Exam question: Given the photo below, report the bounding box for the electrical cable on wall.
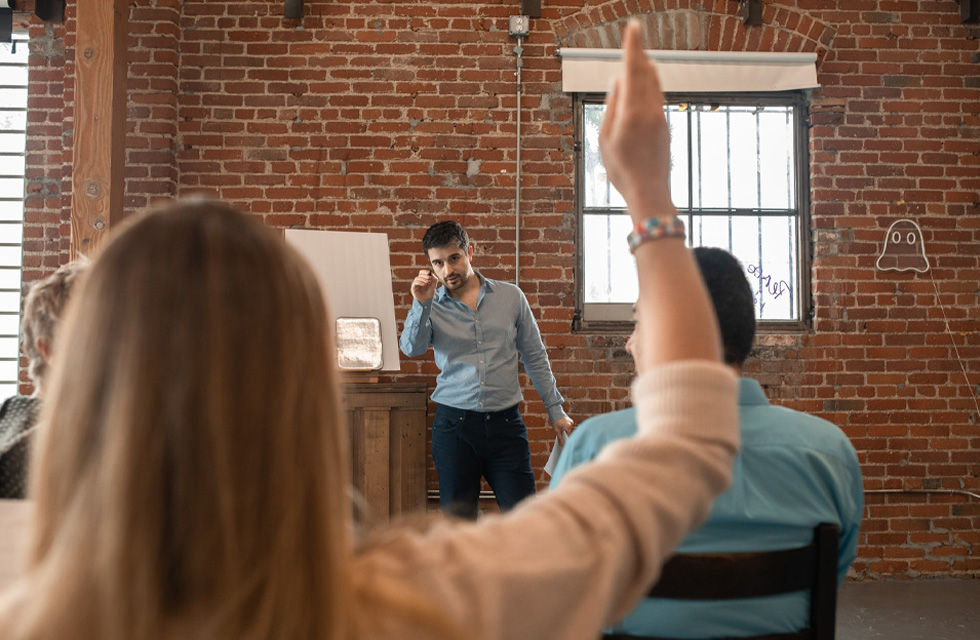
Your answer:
[875,218,980,424]
[514,37,523,286]
[930,275,980,423]
[509,15,529,285]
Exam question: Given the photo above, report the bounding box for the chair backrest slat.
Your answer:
[648,543,816,600]
[603,524,839,640]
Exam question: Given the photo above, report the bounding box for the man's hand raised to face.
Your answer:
[411,269,438,303]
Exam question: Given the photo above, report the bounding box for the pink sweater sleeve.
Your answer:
[353,360,739,640]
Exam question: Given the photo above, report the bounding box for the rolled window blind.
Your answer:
[557,49,819,93]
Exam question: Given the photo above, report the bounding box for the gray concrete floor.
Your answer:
[838,580,980,640]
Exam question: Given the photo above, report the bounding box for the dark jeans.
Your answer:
[431,403,536,520]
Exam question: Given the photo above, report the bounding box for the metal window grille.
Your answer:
[0,32,28,398]
[576,92,810,331]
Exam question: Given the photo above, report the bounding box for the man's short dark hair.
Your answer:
[422,221,468,256]
[693,247,756,367]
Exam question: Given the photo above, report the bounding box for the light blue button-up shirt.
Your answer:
[550,378,863,639]
[399,273,568,423]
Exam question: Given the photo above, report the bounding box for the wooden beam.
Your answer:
[71,0,128,258]
[34,0,66,23]
[963,0,980,24]
[742,0,763,26]
[522,0,542,19]
[284,0,303,19]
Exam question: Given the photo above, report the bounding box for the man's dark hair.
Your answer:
[693,247,756,367]
[422,221,468,256]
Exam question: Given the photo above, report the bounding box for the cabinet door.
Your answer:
[345,384,427,524]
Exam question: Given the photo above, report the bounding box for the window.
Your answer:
[577,92,810,330]
[0,32,28,397]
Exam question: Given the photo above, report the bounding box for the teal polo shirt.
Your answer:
[549,378,863,639]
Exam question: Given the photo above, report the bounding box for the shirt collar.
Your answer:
[739,378,770,406]
[478,272,493,292]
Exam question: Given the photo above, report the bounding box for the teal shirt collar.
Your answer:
[738,378,770,406]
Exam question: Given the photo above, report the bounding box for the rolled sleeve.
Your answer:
[399,299,433,358]
[514,291,567,422]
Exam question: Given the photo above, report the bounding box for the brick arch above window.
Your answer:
[555,1,837,59]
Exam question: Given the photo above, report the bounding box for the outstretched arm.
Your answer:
[599,21,721,371]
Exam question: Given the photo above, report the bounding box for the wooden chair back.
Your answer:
[603,523,839,640]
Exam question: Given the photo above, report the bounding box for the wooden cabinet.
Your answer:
[343,382,428,523]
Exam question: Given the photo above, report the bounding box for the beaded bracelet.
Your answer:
[626,215,686,253]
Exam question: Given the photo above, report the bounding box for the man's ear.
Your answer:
[36,338,53,364]
[466,244,474,260]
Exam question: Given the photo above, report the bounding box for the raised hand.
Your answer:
[410,269,438,302]
[599,20,676,225]
[600,20,722,370]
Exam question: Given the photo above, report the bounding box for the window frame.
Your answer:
[573,90,813,334]
[0,30,28,397]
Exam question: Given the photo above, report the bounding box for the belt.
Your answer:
[437,403,520,420]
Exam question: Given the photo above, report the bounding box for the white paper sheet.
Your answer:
[544,435,565,477]
[285,229,401,371]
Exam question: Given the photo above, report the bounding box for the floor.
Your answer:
[837,579,980,640]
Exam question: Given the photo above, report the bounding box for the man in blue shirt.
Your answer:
[401,221,574,519]
[550,247,863,638]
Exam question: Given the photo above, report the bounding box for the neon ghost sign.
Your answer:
[875,219,929,274]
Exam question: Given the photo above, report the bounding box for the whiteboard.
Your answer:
[285,229,401,371]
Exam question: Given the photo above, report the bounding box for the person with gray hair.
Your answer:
[0,261,86,498]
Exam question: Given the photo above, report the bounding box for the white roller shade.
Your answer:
[558,49,818,93]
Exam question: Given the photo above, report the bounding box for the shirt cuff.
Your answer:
[546,405,570,424]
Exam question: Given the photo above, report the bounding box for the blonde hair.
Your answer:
[20,261,87,392]
[11,200,356,640]
[1,200,464,640]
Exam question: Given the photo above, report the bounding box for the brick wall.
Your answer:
[22,17,67,298]
[21,13,67,390]
[21,0,980,579]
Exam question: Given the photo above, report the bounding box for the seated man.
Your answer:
[550,247,863,639]
[0,261,85,498]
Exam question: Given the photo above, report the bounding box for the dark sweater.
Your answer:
[0,396,41,499]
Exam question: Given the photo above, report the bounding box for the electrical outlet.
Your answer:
[509,15,530,37]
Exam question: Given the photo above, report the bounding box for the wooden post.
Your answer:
[71,0,128,258]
